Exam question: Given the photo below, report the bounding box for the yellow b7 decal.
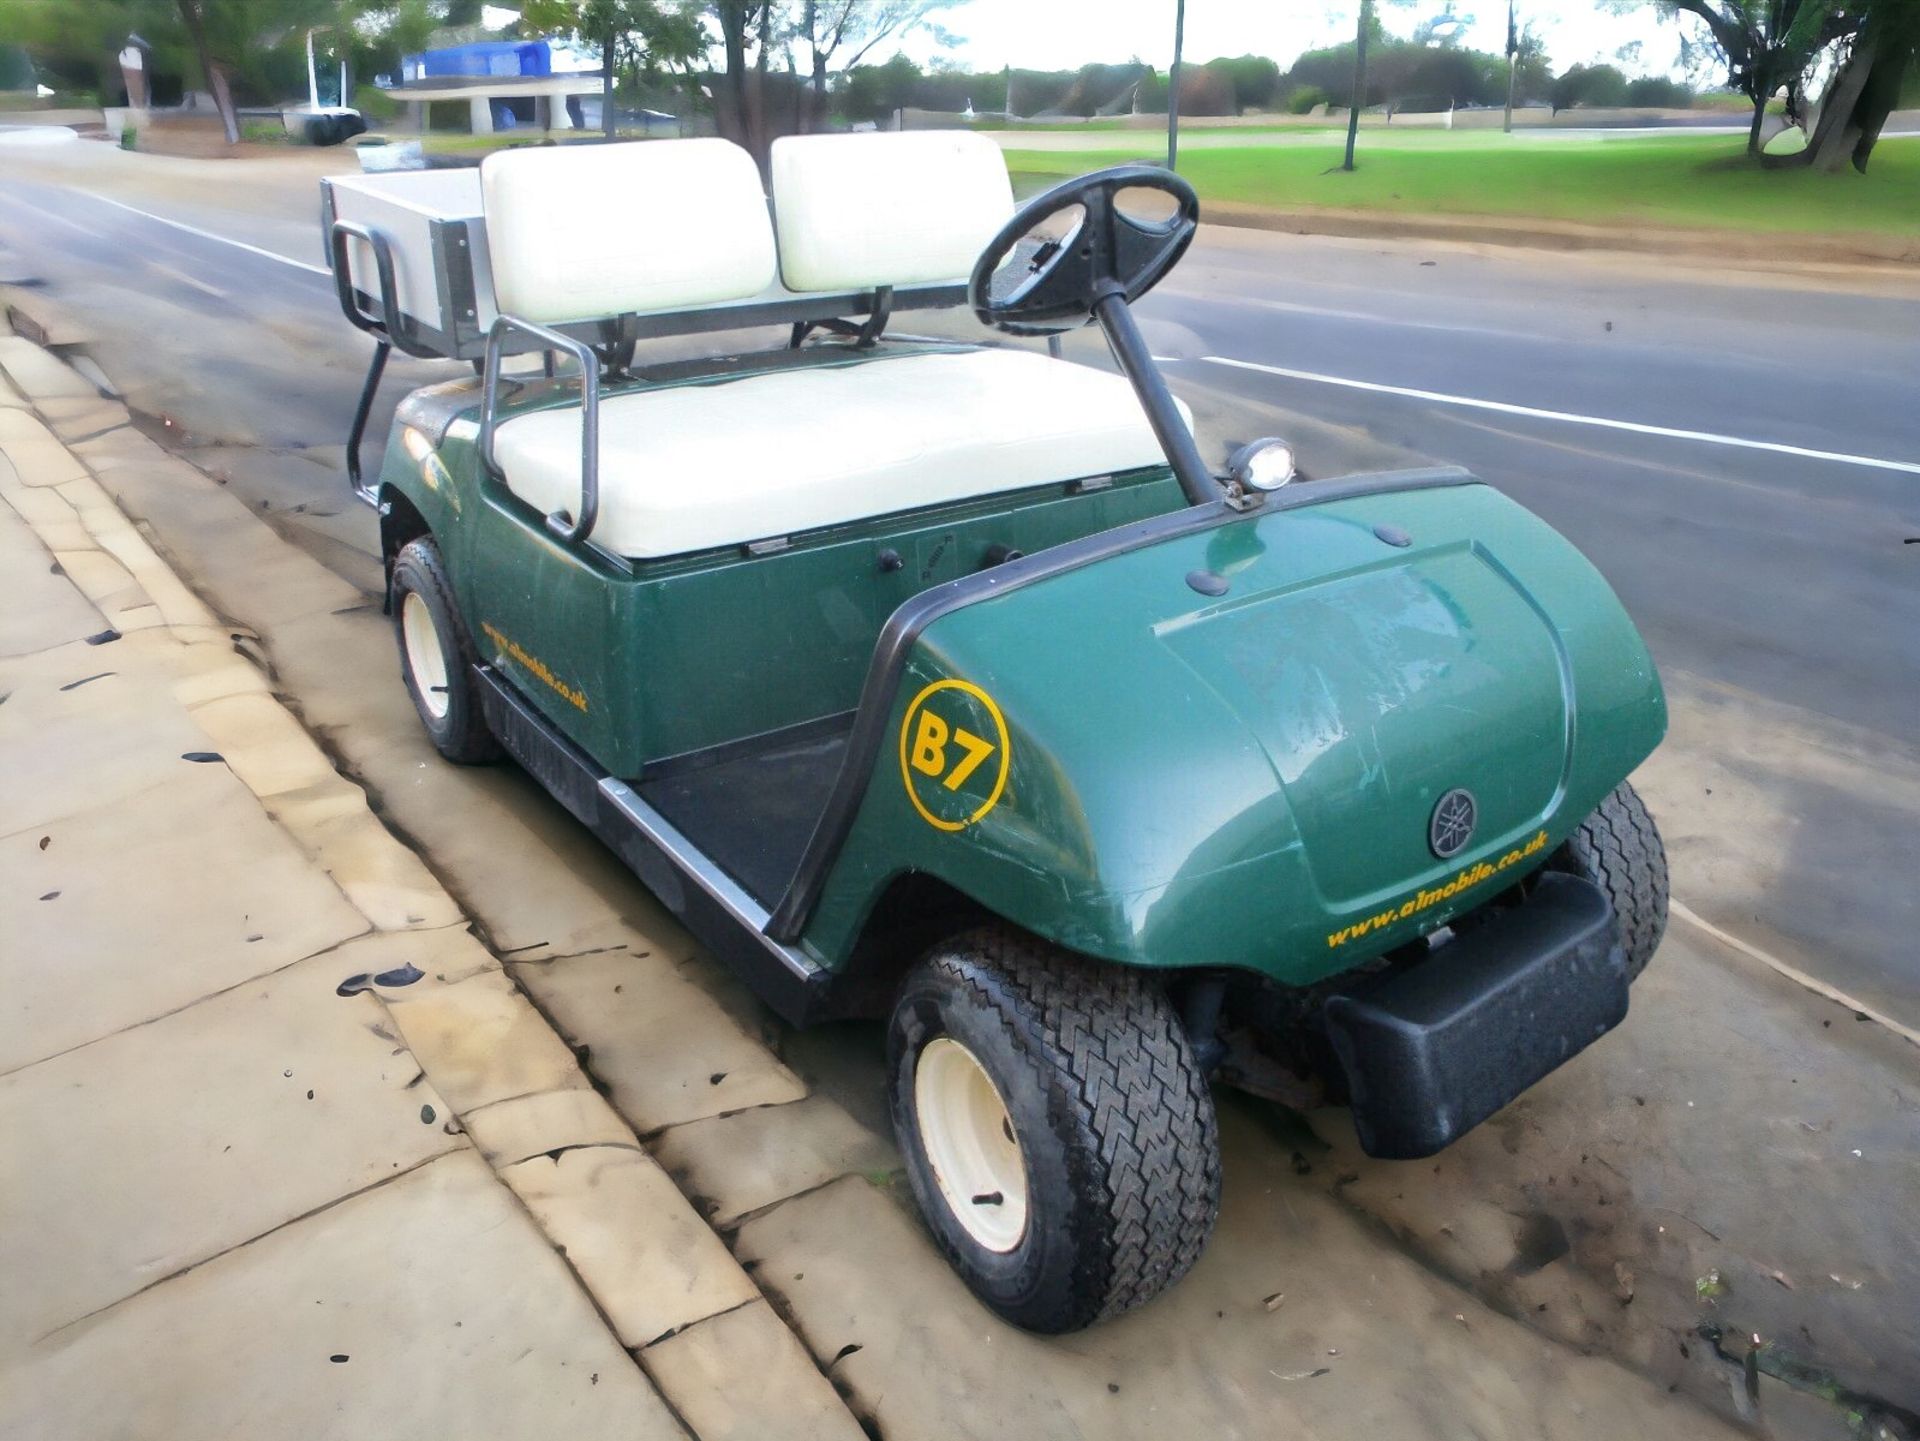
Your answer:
[899,679,1011,832]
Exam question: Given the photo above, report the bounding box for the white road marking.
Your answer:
[1196,354,1920,477]
[1168,289,1543,344]
[0,189,99,239]
[79,191,332,277]
[1671,900,1920,1049]
[143,259,228,300]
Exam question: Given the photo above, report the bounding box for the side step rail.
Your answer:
[472,664,832,1026]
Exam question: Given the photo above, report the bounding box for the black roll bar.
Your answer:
[329,218,445,506]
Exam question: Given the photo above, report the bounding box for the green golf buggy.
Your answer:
[322,131,1668,1333]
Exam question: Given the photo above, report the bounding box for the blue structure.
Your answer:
[400,40,553,84]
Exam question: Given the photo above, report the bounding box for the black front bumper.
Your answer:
[1322,872,1627,1160]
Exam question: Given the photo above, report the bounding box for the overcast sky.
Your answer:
[891,2,1693,80]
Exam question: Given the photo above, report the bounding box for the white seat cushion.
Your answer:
[770,132,1014,292]
[480,139,776,323]
[491,349,1188,559]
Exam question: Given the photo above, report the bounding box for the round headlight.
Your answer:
[1227,437,1296,492]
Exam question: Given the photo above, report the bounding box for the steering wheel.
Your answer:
[969,166,1199,337]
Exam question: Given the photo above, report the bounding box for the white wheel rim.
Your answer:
[401,591,450,720]
[913,1037,1029,1253]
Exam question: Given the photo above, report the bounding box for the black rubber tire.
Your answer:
[1548,780,1668,980]
[887,926,1221,1333]
[390,537,499,765]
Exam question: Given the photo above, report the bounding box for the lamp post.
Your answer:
[1503,0,1518,134]
[1167,0,1185,171]
[1342,0,1371,172]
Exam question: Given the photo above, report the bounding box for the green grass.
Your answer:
[1001,133,1920,235]
[967,115,1337,133]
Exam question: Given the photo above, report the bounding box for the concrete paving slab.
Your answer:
[382,965,584,1115]
[47,546,143,617]
[189,690,340,797]
[0,472,87,548]
[0,410,89,487]
[500,1146,761,1347]
[0,335,96,400]
[37,393,130,445]
[0,495,103,655]
[652,1095,899,1228]
[734,1162,1746,1441]
[512,950,807,1132]
[79,452,368,625]
[0,762,368,1073]
[269,778,466,931]
[0,951,460,1352]
[0,291,94,348]
[465,1087,640,1169]
[640,1298,867,1441]
[167,642,270,710]
[0,638,218,833]
[77,502,219,629]
[0,1151,687,1441]
[68,424,173,471]
[321,923,500,991]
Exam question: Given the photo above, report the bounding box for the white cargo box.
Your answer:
[322,168,496,358]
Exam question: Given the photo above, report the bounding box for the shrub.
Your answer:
[1287,84,1330,115]
[1624,76,1693,108]
[355,83,397,123]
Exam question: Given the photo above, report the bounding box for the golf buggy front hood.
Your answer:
[815,476,1665,988]
[1156,538,1570,909]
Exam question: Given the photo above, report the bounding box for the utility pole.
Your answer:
[1167,0,1185,171]
[602,16,616,138]
[1502,0,1518,134]
[1343,0,1371,172]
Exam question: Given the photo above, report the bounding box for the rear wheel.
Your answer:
[390,537,498,764]
[887,926,1221,1333]
[1549,780,1668,979]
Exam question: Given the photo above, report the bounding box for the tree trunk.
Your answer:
[808,53,829,133]
[745,3,771,169]
[714,2,751,148]
[1807,6,1920,173]
[1745,57,1769,156]
[175,0,239,146]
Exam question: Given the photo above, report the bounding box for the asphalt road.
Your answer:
[1,136,1916,1026]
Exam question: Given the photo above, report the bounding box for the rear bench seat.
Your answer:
[482,133,1184,560]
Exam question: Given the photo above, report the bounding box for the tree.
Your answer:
[1630,0,1865,155]
[796,0,955,130]
[520,0,706,137]
[1338,0,1427,170]
[173,1,238,143]
[1789,0,1919,170]
[1550,60,1631,111]
[708,2,774,163]
[1208,53,1281,110]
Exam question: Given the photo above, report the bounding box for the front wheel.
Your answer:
[887,927,1221,1333]
[1548,780,1668,979]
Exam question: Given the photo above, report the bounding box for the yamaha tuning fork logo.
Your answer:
[1429,788,1478,859]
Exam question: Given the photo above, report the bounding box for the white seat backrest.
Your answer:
[481,138,777,324]
[770,131,1014,293]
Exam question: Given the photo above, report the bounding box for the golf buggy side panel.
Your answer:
[376,378,1191,779]
[796,476,1665,989]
